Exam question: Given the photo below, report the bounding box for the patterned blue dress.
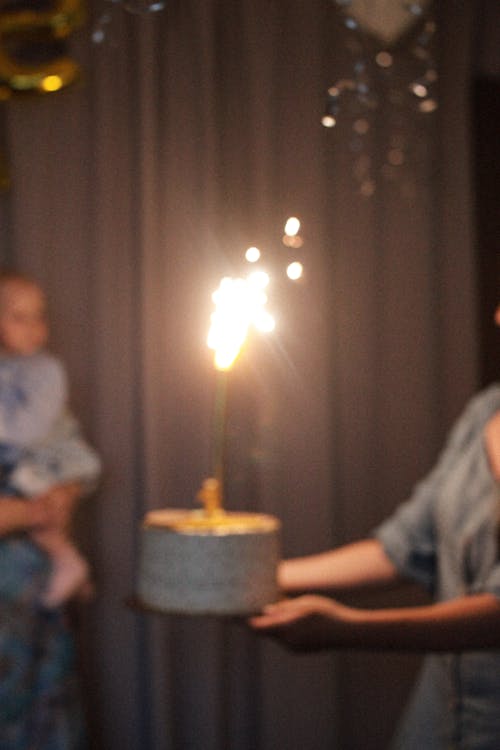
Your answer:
[375,384,500,750]
[0,536,86,749]
[0,353,100,749]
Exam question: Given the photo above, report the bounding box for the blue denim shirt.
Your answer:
[375,384,500,749]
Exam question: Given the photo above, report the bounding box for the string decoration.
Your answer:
[325,0,438,198]
[92,0,165,45]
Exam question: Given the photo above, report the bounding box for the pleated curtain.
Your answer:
[0,1,487,747]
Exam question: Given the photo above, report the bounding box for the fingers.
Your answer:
[251,595,341,627]
[249,603,339,653]
[249,600,305,628]
[247,594,353,653]
[250,595,331,629]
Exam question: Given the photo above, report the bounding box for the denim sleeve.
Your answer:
[374,391,494,593]
[481,566,500,599]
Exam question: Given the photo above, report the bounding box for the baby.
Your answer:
[0,270,101,607]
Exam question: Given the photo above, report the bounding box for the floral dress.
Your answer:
[0,534,86,749]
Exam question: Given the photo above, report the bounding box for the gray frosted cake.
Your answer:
[137,507,281,615]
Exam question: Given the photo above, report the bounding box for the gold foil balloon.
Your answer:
[0,0,85,97]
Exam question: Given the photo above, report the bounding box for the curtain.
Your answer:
[0,1,486,748]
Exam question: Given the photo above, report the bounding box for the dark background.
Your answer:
[0,1,498,748]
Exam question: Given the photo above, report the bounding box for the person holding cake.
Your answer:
[0,270,101,749]
[250,305,500,749]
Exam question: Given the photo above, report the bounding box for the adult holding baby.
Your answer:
[0,270,101,749]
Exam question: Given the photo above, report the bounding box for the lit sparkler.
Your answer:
[207,271,275,371]
[199,218,303,514]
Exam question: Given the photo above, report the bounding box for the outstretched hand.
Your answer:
[248,595,354,652]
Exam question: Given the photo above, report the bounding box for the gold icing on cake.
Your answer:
[144,508,280,535]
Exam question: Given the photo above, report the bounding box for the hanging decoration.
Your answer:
[324,0,438,198]
[92,0,165,45]
[0,0,85,97]
[337,0,433,46]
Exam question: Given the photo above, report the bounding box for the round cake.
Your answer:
[137,507,281,615]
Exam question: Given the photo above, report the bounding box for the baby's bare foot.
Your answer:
[40,547,91,609]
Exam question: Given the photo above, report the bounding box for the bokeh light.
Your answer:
[419,98,438,113]
[353,118,370,135]
[286,262,303,281]
[409,81,428,98]
[375,51,393,68]
[41,75,64,93]
[321,115,337,128]
[284,217,301,236]
[282,234,304,249]
[245,246,261,263]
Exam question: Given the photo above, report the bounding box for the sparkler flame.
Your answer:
[207,272,275,371]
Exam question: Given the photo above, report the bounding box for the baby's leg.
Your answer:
[31,528,93,608]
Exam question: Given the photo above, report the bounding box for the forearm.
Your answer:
[38,481,84,532]
[341,593,500,651]
[0,497,45,535]
[251,592,500,653]
[279,539,401,592]
[0,481,84,537]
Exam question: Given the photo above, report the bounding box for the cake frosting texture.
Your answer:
[137,508,281,615]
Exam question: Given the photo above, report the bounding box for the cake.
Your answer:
[137,504,281,616]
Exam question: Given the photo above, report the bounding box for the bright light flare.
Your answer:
[253,310,276,333]
[410,81,428,98]
[245,246,261,263]
[286,262,303,280]
[284,217,301,236]
[41,75,64,92]
[321,115,337,128]
[207,273,275,370]
[247,269,270,290]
